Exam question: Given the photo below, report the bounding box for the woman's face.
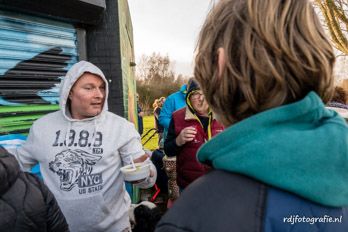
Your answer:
[189,90,209,116]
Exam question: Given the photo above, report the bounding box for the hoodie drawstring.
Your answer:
[64,121,72,149]
[90,119,99,152]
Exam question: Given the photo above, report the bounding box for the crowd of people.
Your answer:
[1,0,348,231]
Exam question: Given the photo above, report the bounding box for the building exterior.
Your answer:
[0,0,138,137]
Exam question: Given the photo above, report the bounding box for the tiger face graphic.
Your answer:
[49,149,101,191]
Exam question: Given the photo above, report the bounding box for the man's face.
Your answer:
[189,90,209,116]
[69,73,106,119]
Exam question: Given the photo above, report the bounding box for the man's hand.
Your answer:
[175,126,197,146]
[131,153,154,182]
[133,154,149,163]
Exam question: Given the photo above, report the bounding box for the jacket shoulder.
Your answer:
[156,169,348,232]
[265,187,348,232]
[172,107,186,118]
[105,112,136,128]
[32,110,62,126]
[156,170,266,232]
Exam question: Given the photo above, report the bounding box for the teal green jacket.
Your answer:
[198,92,348,207]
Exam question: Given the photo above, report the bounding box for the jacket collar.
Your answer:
[184,106,217,121]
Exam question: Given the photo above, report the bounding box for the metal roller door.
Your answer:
[0,10,78,137]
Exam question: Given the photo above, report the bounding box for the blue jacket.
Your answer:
[156,92,348,232]
[158,85,187,130]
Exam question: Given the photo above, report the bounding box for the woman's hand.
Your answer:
[175,126,197,146]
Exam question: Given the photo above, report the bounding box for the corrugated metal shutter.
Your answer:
[0,10,78,135]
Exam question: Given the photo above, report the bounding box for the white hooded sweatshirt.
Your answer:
[15,61,156,232]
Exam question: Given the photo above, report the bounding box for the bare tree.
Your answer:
[135,53,188,114]
[314,0,348,54]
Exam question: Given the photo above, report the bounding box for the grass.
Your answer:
[141,115,159,151]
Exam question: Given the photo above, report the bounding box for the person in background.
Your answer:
[164,78,223,191]
[157,84,186,208]
[153,97,165,146]
[137,93,144,136]
[327,86,348,119]
[0,146,69,232]
[14,61,157,232]
[159,96,166,105]
[156,0,348,231]
[327,86,348,109]
[153,99,159,129]
[158,85,187,136]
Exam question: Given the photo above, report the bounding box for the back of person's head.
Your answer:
[331,86,347,104]
[153,99,159,109]
[194,0,335,126]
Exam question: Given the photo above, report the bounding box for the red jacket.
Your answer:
[172,107,224,188]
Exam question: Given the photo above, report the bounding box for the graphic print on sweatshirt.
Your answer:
[49,129,104,194]
[49,149,102,192]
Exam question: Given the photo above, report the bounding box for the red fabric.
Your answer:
[172,108,224,188]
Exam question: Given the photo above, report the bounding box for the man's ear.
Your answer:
[217,47,226,78]
[68,91,73,100]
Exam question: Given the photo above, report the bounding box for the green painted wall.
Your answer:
[118,0,137,125]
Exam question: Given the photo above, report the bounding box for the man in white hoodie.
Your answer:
[14,61,157,232]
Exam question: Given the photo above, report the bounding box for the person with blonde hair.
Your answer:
[153,99,159,109]
[159,97,165,105]
[156,0,348,231]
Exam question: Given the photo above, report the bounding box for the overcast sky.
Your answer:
[128,0,214,76]
[128,1,348,80]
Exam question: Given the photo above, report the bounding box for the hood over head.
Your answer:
[198,92,348,207]
[185,78,201,114]
[59,61,109,121]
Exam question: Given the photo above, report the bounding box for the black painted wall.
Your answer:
[86,0,124,116]
[0,0,105,25]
